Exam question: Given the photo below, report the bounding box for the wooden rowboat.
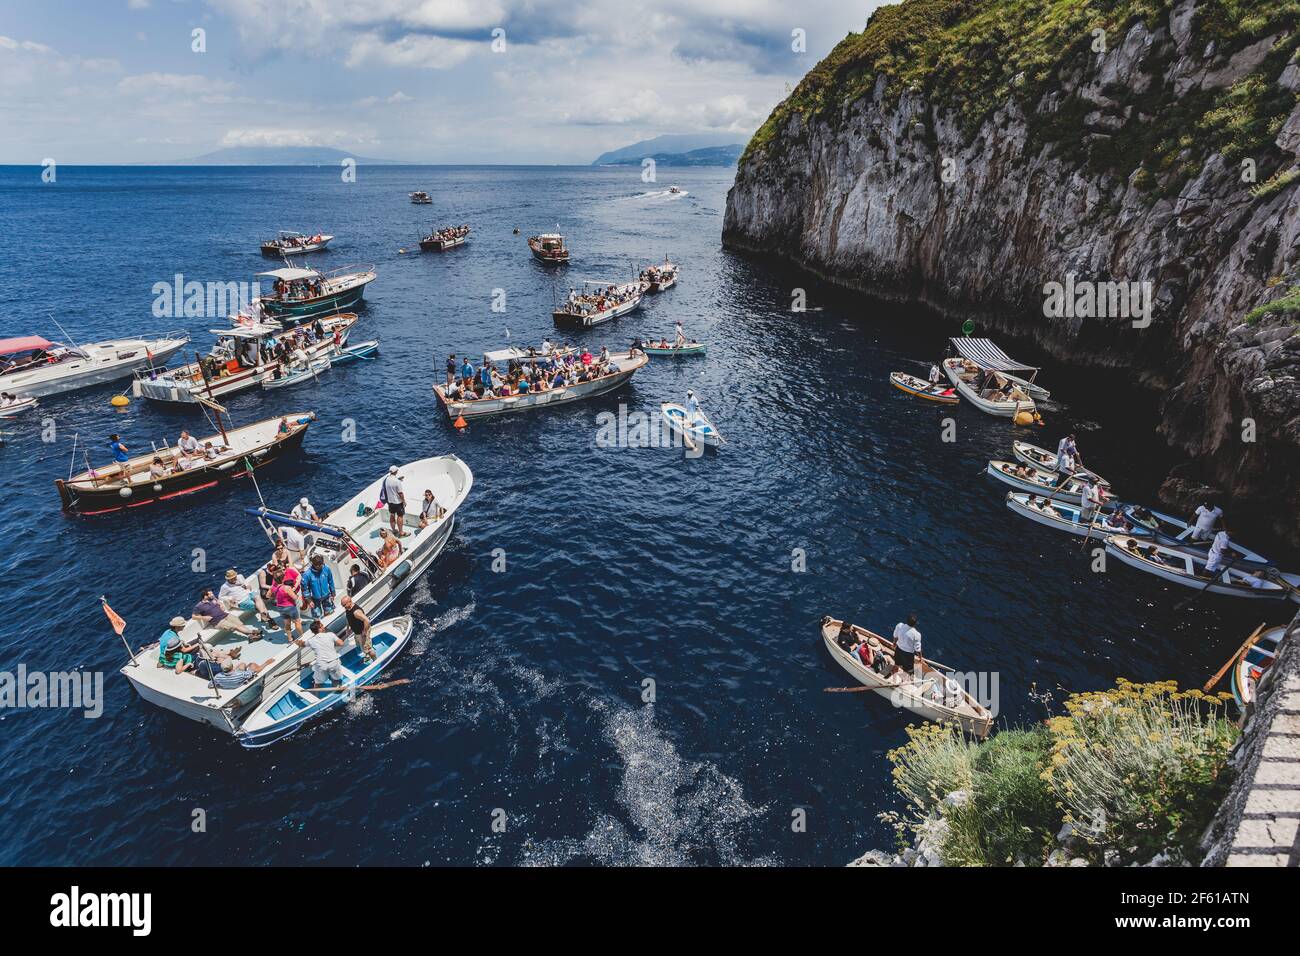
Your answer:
[262,356,331,389]
[890,371,959,404]
[330,340,379,366]
[1232,625,1288,708]
[1004,492,1154,541]
[661,402,724,448]
[1104,535,1300,602]
[986,460,1113,507]
[821,617,993,738]
[643,342,705,357]
[237,616,415,748]
[1012,440,1108,486]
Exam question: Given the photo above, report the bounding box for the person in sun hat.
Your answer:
[158,616,197,673]
[291,496,318,523]
[381,465,408,538]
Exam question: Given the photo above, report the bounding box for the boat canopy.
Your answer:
[257,267,319,281]
[213,323,282,338]
[484,346,561,363]
[950,337,1038,372]
[0,335,55,355]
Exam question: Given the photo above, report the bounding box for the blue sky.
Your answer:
[0,0,886,164]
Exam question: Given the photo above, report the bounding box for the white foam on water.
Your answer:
[520,699,777,866]
[408,599,475,658]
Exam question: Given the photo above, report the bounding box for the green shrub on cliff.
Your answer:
[744,0,1299,197]
[885,680,1238,865]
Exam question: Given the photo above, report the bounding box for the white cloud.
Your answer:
[345,32,478,70]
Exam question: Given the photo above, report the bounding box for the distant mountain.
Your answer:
[592,134,746,166]
[601,144,744,167]
[162,146,407,166]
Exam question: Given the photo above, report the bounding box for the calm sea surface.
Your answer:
[0,164,1285,865]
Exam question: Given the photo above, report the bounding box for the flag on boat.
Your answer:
[101,597,126,635]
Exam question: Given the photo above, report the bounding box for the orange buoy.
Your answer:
[453,415,467,430]
[111,395,130,408]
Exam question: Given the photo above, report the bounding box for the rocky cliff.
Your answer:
[725,0,1300,544]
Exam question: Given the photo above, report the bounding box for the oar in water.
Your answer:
[1202,622,1267,693]
[308,678,411,694]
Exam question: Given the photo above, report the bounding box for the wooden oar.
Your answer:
[1202,622,1267,693]
[1175,550,1243,612]
[1261,567,1300,601]
[1079,500,1104,550]
[825,680,931,693]
[308,678,411,693]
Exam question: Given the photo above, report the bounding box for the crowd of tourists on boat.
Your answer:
[442,345,620,400]
[271,275,326,302]
[563,284,637,316]
[424,224,469,243]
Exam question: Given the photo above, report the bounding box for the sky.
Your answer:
[0,0,888,164]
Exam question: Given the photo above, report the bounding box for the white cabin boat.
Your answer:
[132,316,354,404]
[120,455,473,733]
[261,231,333,256]
[0,333,189,399]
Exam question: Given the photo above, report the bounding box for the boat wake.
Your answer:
[632,189,688,200]
[519,699,777,866]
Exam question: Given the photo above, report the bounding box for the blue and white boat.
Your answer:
[236,616,414,748]
[330,340,379,366]
[661,401,724,448]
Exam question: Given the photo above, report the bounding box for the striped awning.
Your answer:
[950,337,1037,372]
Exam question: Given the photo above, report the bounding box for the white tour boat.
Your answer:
[435,347,648,420]
[120,455,474,734]
[132,316,354,404]
[0,333,189,399]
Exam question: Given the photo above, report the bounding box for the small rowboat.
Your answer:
[262,356,331,390]
[1233,625,1288,708]
[890,371,959,404]
[821,617,993,738]
[1120,507,1271,565]
[1105,535,1300,602]
[330,340,379,366]
[986,460,1113,507]
[237,616,414,748]
[410,191,433,204]
[0,395,38,418]
[643,342,705,357]
[1012,440,1108,486]
[661,402,724,449]
[261,231,332,256]
[1005,492,1155,541]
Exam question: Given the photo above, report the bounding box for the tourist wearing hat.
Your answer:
[380,465,408,538]
[291,496,319,523]
[219,568,278,629]
[157,616,197,674]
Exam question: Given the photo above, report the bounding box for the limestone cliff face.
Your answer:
[725,0,1300,544]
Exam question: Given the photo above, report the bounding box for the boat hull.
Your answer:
[553,296,641,329]
[1233,626,1288,709]
[56,423,310,515]
[257,274,374,322]
[2,337,188,398]
[943,359,1035,417]
[1105,536,1300,601]
[237,617,413,748]
[661,403,722,447]
[420,236,467,252]
[644,344,705,357]
[890,372,960,404]
[821,620,992,738]
[435,353,648,420]
[261,239,331,256]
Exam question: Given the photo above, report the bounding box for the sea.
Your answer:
[0,163,1287,865]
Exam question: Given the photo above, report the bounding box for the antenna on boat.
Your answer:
[245,456,268,510]
[49,313,85,353]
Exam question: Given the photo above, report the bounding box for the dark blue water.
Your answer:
[0,164,1286,865]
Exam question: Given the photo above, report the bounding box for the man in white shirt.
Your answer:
[382,465,408,538]
[291,497,318,522]
[1190,501,1223,542]
[178,430,200,456]
[892,615,923,679]
[1078,479,1103,523]
[280,525,307,566]
[1204,529,1233,575]
[297,620,346,687]
[219,568,276,628]
[685,389,701,424]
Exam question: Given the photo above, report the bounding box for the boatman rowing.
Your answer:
[1189,499,1223,543]
[892,615,923,680]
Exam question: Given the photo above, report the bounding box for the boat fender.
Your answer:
[391,560,412,581]
[118,486,133,498]
[152,483,163,492]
